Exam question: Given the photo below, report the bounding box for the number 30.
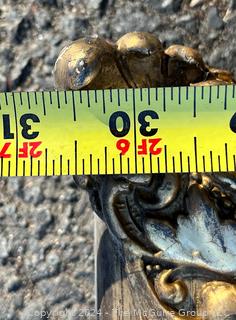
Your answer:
[109,110,159,137]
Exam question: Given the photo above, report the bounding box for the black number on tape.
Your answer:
[109,111,130,137]
[109,110,159,138]
[138,110,159,136]
[3,115,14,139]
[2,113,40,140]
[20,114,40,139]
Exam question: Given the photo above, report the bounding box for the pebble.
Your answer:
[175,14,199,33]
[12,14,34,44]
[46,251,61,273]
[34,9,52,30]
[0,236,9,264]
[86,0,103,10]
[160,0,182,12]
[33,208,54,239]
[207,6,224,30]
[6,276,23,292]
[23,182,44,205]
[36,0,59,6]
[189,0,204,8]
[224,0,236,23]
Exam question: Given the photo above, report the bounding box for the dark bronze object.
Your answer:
[54,32,236,320]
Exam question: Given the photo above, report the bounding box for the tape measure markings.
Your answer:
[194,136,198,172]
[74,140,78,175]
[132,88,137,173]
[224,85,228,109]
[12,93,19,176]
[193,86,196,117]
[72,90,76,121]
[82,158,85,175]
[209,86,212,104]
[102,90,105,114]
[0,85,236,176]
[8,160,10,176]
[45,148,48,176]
[218,155,221,172]
[225,142,229,171]
[163,87,166,112]
[56,91,60,109]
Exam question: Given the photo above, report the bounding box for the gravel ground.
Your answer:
[0,0,236,319]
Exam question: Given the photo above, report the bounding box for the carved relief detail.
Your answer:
[54,32,236,319]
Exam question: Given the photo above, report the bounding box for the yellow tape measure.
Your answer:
[0,85,235,177]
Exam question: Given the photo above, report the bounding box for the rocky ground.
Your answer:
[0,0,236,319]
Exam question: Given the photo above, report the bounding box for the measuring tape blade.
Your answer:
[0,85,235,177]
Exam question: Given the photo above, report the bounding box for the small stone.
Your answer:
[207,7,224,30]
[33,208,54,240]
[23,182,44,205]
[6,276,23,292]
[224,0,236,24]
[34,9,52,30]
[161,0,182,12]
[12,14,34,44]
[7,177,24,195]
[176,14,199,33]
[207,31,219,41]
[86,0,102,10]
[36,0,59,6]
[223,10,236,24]
[189,0,204,8]
[46,252,61,273]
[208,47,226,68]
[0,236,9,264]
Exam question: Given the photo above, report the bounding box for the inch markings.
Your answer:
[0,86,235,176]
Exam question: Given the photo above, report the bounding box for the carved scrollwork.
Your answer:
[76,173,236,319]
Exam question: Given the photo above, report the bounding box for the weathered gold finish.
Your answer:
[154,269,188,306]
[116,32,165,87]
[54,36,128,90]
[54,32,236,320]
[199,282,236,319]
[208,67,235,83]
[164,44,208,85]
[54,32,235,90]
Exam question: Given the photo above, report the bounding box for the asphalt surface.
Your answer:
[0,0,236,319]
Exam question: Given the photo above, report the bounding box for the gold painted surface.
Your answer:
[54,32,236,319]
